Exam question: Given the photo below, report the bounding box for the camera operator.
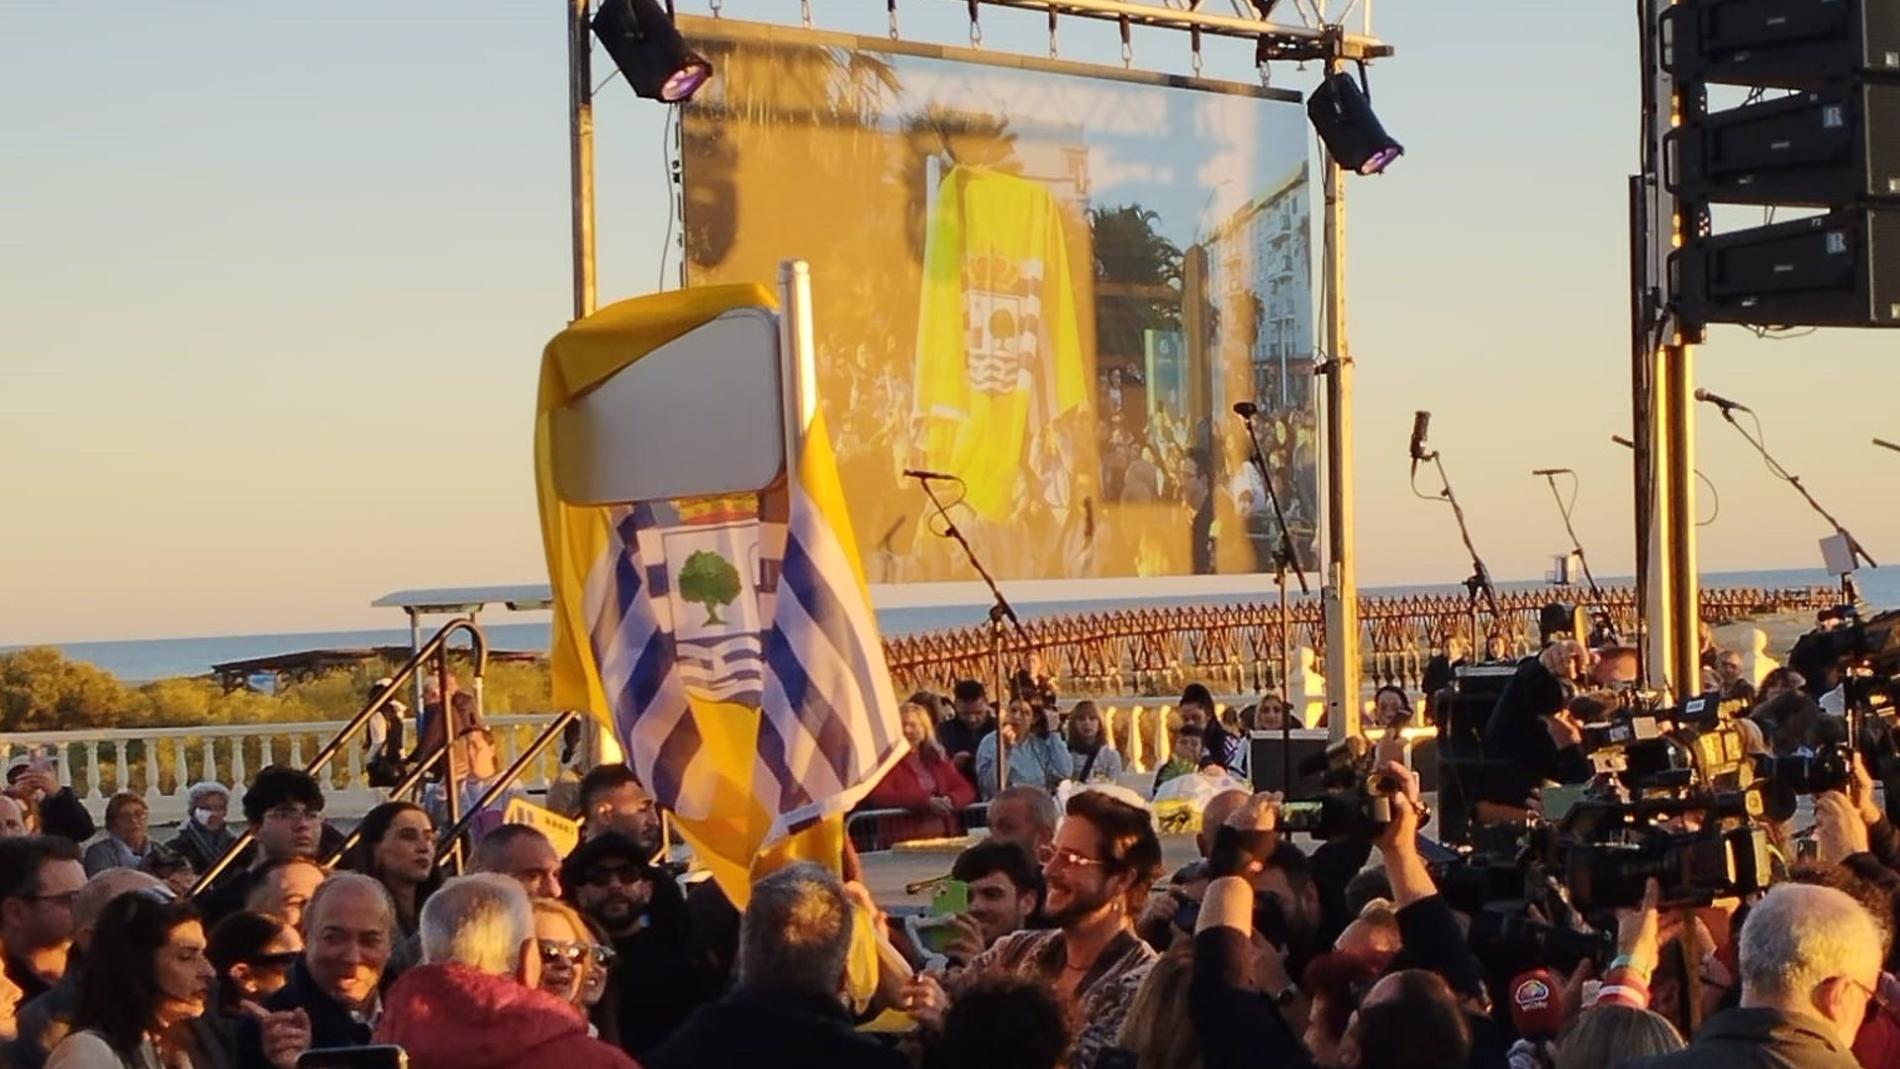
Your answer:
[1191,763,1497,1069]
[1481,641,1594,810]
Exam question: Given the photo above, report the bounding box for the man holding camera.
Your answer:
[1482,639,1595,811]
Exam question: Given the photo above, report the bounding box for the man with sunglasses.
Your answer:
[917,788,1163,1069]
[562,832,707,1056]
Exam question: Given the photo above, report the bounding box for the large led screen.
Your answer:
[679,18,1318,591]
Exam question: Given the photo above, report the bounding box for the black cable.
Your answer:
[658,106,678,290]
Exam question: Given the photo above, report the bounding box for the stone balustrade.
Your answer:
[0,714,563,823]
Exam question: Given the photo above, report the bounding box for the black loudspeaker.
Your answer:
[1249,732,1334,795]
[1675,207,1900,327]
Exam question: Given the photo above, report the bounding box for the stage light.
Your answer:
[593,0,714,103]
[1306,71,1403,175]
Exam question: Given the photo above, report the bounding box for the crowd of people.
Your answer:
[6,614,1899,1069]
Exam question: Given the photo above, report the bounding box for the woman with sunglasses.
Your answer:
[185,911,303,1066]
[340,801,441,939]
[45,891,218,1069]
[530,898,597,1009]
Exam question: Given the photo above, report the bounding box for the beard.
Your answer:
[1043,880,1116,929]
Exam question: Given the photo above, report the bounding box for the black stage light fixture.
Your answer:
[1306,71,1403,175]
[593,0,713,103]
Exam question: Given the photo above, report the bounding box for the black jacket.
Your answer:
[1624,1006,1860,1069]
[645,987,907,1069]
[1481,658,1590,804]
[1190,925,1314,1069]
[167,822,240,877]
[36,787,94,844]
[936,716,997,789]
[6,966,78,1069]
[235,958,373,1069]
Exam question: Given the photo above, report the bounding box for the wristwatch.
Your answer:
[1267,983,1301,1008]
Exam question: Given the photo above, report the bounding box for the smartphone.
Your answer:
[931,879,970,917]
[913,915,960,955]
[1171,895,1201,934]
[295,1047,408,1069]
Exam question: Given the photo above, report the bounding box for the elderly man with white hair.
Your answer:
[376,874,634,1069]
[1627,882,1883,1069]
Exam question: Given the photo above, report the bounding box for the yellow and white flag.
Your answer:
[534,284,905,905]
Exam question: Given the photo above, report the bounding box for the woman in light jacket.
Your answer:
[1065,701,1124,784]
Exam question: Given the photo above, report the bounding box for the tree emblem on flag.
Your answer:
[677,549,741,625]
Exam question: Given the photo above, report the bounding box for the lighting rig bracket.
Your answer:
[942,0,1392,64]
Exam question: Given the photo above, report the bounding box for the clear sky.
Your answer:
[4,0,1896,646]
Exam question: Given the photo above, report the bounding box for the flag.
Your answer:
[913,165,1091,525]
[534,284,906,906]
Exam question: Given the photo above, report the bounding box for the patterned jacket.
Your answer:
[956,927,1156,1069]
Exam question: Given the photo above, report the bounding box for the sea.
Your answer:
[10,566,1895,684]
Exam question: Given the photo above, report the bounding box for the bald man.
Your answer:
[239,873,395,1063]
[1197,790,1251,859]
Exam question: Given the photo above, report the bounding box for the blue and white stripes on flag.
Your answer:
[536,284,906,902]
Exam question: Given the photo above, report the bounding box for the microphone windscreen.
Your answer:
[1509,968,1564,1042]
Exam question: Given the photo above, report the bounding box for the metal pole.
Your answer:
[1633,0,1700,697]
[1627,176,1652,685]
[408,609,425,730]
[1665,344,1700,693]
[569,0,597,321]
[1320,142,1361,742]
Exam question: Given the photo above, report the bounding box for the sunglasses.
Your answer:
[246,951,301,969]
[581,865,646,888]
[538,939,617,968]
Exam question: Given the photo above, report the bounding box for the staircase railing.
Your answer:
[190,616,490,895]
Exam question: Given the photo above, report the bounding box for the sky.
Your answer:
[3,0,1897,646]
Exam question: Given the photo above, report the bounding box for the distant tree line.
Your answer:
[0,646,554,734]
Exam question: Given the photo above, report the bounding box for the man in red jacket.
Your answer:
[376,873,637,1069]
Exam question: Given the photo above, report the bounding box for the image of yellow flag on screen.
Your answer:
[534,284,906,908]
[914,166,1089,525]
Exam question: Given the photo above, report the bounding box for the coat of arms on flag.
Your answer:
[534,281,906,903]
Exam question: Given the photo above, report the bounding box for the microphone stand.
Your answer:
[1416,446,1502,651]
[1236,408,1310,792]
[1535,471,1609,636]
[1710,405,1877,603]
[913,474,1033,797]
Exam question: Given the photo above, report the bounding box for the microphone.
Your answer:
[1408,410,1431,474]
[1508,969,1564,1043]
[1530,468,1572,477]
[1693,388,1750,413]
[1233,401,1259,419]
[902,468,961,481]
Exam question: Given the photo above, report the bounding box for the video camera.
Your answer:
[1571,691,1755,793]
[1280,737,1426,840]
[1788,607,1900,776]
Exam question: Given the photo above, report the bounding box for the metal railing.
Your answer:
[190,617,493,892]
[882,584,1832,700]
